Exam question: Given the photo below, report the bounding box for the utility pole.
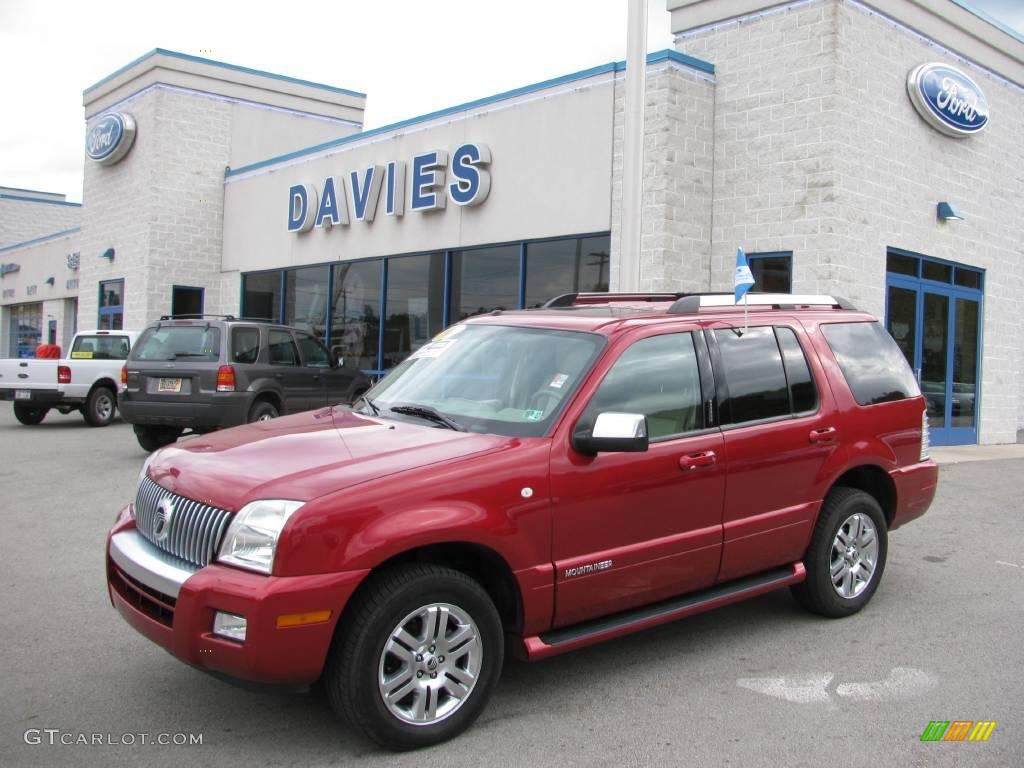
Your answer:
[619,0,647,292]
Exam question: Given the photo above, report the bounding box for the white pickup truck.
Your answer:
[0,330,138,427]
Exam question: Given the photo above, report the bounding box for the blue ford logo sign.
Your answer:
[86,112,137,165]
[907,63,989,138]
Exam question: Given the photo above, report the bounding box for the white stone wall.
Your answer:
[676,0,1024,443]
[610,62,716,293]
[0,198,81,249]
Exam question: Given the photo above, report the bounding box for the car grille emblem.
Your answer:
[153,498,175,543]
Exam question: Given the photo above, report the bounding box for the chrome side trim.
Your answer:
[110,529,199,598]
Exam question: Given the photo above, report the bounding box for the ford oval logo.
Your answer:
[907,63,989,138]
[86,112,137,165]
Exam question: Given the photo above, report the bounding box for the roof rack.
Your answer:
[543,292,688,308]
[158,313,237,321]
[667,293,857,314]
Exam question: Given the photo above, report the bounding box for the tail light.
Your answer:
[920,408,930,461]
[217,365,236,392]
[58,365,71,384]
[121,365,127,388]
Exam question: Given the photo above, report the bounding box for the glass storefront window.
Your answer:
[10,303,43,358]
[285,265,329,343]
[242,272,281,322]
[450,245,520,322]
[98,279,124,330]
[383,253,445,369]
[524,236,610,308]
[331,260,382,371]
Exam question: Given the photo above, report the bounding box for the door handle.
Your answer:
[679,451,716,471]
[809,427,837,444]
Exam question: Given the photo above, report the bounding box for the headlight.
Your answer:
[217,499,304,574]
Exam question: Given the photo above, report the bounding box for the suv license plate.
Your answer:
[158,378,183,393]
[14,390,31,400]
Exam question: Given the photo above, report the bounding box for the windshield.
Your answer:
[131,326,221,362]
[360,324,604,437]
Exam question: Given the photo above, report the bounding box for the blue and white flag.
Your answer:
[734,247,755,303]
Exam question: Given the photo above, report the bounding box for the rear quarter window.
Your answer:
[231,327,261,364]
[820,321,920,405]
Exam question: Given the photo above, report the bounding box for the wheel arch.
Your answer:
[827,464,896,527]
[88,377,119,398]
[250,388,283,415]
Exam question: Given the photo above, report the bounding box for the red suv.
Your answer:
[106,293,938,750]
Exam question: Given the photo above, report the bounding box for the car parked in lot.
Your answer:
[106,293,938,750]
[118,315,371,451]
[0,330,137,426]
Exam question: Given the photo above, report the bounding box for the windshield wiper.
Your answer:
[354,393,380,415]
[389,404,465,431]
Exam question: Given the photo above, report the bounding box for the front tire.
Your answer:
[324,564,503,751]
[134,425,182,452]
[84,387,116,427]
[792,487,887,618]
[13,403,48,425]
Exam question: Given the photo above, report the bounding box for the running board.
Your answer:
[521,563,805,661]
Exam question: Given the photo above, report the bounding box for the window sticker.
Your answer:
[548,373,569,389]
[412,340,456,359]
[71,351,93,359]
[523,409,545,421]
[433,324,467,342]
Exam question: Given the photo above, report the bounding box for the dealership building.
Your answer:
[0,0,1021,445]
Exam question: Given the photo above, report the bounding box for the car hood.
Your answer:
[145,406,510,511]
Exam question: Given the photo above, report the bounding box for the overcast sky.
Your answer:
[0,0,1019,204]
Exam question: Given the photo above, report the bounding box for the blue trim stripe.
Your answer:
[86,48,366,99]
[0,194,82,208]
[225,49,715,179]
[950,0,1024,45]
[0,227,81,254]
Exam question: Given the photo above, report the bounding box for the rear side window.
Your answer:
[70,334,130,360]
[268,330,299,366]
[714,327,789,423]
[131,326,221,362]
[821,321,920,405]
[776,327,818,413]
[231,327,260,364]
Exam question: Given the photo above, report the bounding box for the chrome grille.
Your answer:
[134,475,232,567]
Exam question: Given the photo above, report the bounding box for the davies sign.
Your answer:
[907,63,989,138]
[288,143,491,233]
[86,112,137,165]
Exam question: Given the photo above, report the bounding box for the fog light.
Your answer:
[212,611,247,642]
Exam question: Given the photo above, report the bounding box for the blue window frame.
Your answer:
[747,252,792,293]
[98,279,124,330]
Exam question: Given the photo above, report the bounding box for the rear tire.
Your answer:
[13,403,48,425]
[324,564,503,751]
[248,400,279,422]
[83,387,116,427]
[792,487,888,618]
[134,425,182,452]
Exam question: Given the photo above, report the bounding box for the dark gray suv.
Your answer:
[119,316,371,451]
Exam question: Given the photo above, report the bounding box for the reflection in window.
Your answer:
[11,303,42,358]
[331,261,381,371]
[295,332,331,368]
[775,327,817,413]
[243,272,281,322]
[98,279,125,330]
[525,236,610,307]
[285,266,329,343]
[231,327,260,364]
[268,329,299,366]
[821,322,920,407]
[715,327,790,423]
[584,333,703,438]
[450,245,520,322]
[384,254,445,369]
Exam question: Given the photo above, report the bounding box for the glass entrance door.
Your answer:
[885,251,983,446]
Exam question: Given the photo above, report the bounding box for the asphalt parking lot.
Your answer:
[1,406,1022,767]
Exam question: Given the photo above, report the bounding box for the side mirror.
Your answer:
[573,412,649,455]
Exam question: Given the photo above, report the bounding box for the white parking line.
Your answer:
[996,560,1021,568]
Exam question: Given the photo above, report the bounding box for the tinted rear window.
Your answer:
[821,322,920,405]
[131,326,221,362]
[70,335,131,360]
[714,327,790,423]
[231,327,260,364]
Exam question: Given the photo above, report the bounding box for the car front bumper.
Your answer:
[106,509,368,685]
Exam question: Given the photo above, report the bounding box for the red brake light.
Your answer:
[121,365,127,387]
[217,365,236,392]
[58,365,71,384]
